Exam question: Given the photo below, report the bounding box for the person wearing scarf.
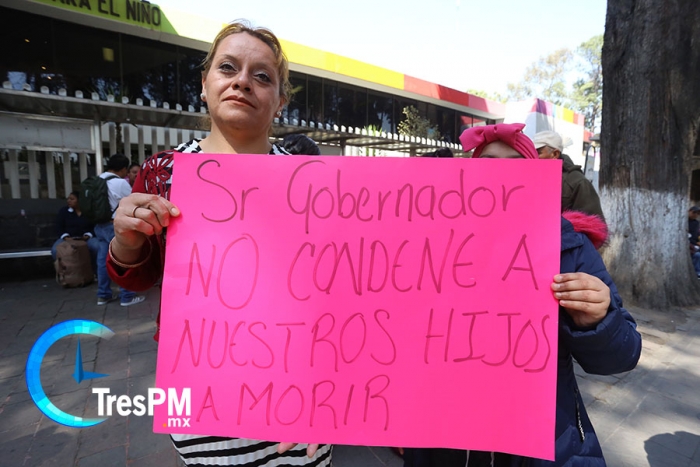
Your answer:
[403,123,641,467]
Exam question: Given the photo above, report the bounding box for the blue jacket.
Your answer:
[510,216,642,467]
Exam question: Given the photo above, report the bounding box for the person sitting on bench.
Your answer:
[51,191,99,272]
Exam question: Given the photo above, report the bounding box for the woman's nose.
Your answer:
[233,71,252,91]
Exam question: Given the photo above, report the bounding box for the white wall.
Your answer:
[504,99,586,166]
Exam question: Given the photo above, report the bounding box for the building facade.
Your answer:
[0,0,512,201]
[0,0,586,255]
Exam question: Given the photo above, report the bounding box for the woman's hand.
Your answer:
[112,193,180,263]
[552,273,610,328]
[276,442,319,458]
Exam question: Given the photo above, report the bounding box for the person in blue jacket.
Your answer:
[403,123,642,467]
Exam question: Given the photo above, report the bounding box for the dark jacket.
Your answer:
[56,207,94,238]
[561,154,605,223]
[510,214,642,467]
[689,217,699,245]
[402,214,639,467]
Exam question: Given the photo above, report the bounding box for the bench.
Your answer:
[0,249,52,259]
[0,199,64,279]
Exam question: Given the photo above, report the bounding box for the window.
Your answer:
[435,106,456,143]
[121,34,179,106]
[287,72,307,123]
[323,80,338,126]
[368,92,393,133]
[177,48,206,109]
[53,18,121,99]
[307,76,323,124]
[0,6,209,108]
[0,8,56,92]
[337,83,366,130]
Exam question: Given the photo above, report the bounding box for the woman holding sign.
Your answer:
[402,124,641,467]
[107,21,330,467]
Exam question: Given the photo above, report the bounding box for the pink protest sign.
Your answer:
[153,153,562,460]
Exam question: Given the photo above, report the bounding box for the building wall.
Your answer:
[0,2,579,205]
[504,99,586,166]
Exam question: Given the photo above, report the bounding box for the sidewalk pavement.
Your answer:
[1,278,699,467]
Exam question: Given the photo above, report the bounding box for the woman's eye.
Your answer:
[219,62,237,72]
[255,72,271,82]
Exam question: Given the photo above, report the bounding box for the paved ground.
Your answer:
[1,278,699,466]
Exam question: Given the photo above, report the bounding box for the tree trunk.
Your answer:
[600,0,700,308]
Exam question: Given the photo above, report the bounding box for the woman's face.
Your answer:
[202,32,285,138]
[128,166,140,185]
[67,194,78,209]
[479,141,525,159]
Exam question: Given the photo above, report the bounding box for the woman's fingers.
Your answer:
[554,288,607,306]
[115,194,180,240]
[552,273,610,327]
[306,444,319,458]
[131,197,180,230]
[553,274,607,298]
[111,194,180,264]
[276,443,320,458]
[276,442,296,454]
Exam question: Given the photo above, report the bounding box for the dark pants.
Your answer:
[403,448,513,467]
[403,448,466,467]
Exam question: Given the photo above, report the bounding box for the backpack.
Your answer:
[55,238,93,288]
[80,174,118,224]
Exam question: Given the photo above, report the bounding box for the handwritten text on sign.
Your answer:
[154,154,562,460]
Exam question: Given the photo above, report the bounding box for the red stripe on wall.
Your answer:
[403,75,505,115]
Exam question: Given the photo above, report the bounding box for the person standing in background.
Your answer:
[94,154,145,307]
[127,162,141,187]
[688,206,700,277]
[281,133,321,155]
[400,123,641,467]
[533,130,606,222]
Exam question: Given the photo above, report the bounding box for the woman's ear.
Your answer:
[277,97,286,115]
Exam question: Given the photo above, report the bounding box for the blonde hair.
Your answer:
[202,20,292,103]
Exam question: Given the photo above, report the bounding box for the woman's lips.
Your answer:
[225,95,255,108]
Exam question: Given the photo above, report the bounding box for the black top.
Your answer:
[689,218,700,244]
[56,207,94,238]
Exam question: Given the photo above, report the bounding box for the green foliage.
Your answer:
[397,106,441,140]
[467,89,507,103]
[506,48,574,105]
[365,124,382,135]
[363,125,384,156]
[469,35,603,132]
[571,35,603,132]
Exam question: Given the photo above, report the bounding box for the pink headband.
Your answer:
[459,123,539,159]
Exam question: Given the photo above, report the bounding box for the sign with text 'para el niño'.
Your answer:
[154,153,562,460]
